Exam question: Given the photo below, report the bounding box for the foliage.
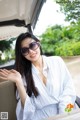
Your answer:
[55,41,80,56]
[55,0,80,22]
[0,40,12,51]
[0,37,16,65]
[0,37,16,51]
[40,22,80,56]
[0,48,15,65]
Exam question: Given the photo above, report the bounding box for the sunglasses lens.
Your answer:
[30,42,39,50]
[21,47,28,54]
[21,42,40,55]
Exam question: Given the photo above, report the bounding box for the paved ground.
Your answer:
[64,56,80,96]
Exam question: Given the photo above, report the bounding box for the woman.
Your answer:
[0,32,76,120]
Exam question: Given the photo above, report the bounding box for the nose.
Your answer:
[28,49,34,54]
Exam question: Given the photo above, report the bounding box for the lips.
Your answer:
[30,53,37,58]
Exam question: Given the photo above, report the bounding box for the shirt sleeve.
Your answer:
[16,77,36,120]
[16,78,25,120]
[16,98,23,120]
[58,57,76,113]
[23,95,36,120]
[16,95,36,120]
[16,95,35,120]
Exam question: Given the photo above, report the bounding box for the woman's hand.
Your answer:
[0,69,22,84]
[0,69,27,106]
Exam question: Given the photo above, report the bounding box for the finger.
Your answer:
[0,72,8,77]
[10,69,18,73]
[0,69,9,75]
[0,76,8,81]
[2,69,11,74]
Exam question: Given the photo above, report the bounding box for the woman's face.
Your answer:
[21,37,41,62]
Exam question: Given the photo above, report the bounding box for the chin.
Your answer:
[31,54,41,62]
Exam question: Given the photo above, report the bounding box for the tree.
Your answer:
[0,38,16,51]
[0,40,12,51]
[55,0,80,22]
[40,25,63,55]
[40,23,80,56]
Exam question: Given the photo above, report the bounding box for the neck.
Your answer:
[32,55,43,70]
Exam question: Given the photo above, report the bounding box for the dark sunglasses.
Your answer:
[21,42,40,55]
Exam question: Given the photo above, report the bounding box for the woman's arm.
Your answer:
[0,69,27,107]
[57,57,76,113]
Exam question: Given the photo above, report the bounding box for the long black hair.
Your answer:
[15,32,43,97]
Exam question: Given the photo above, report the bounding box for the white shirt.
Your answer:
[16,56,76,120]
